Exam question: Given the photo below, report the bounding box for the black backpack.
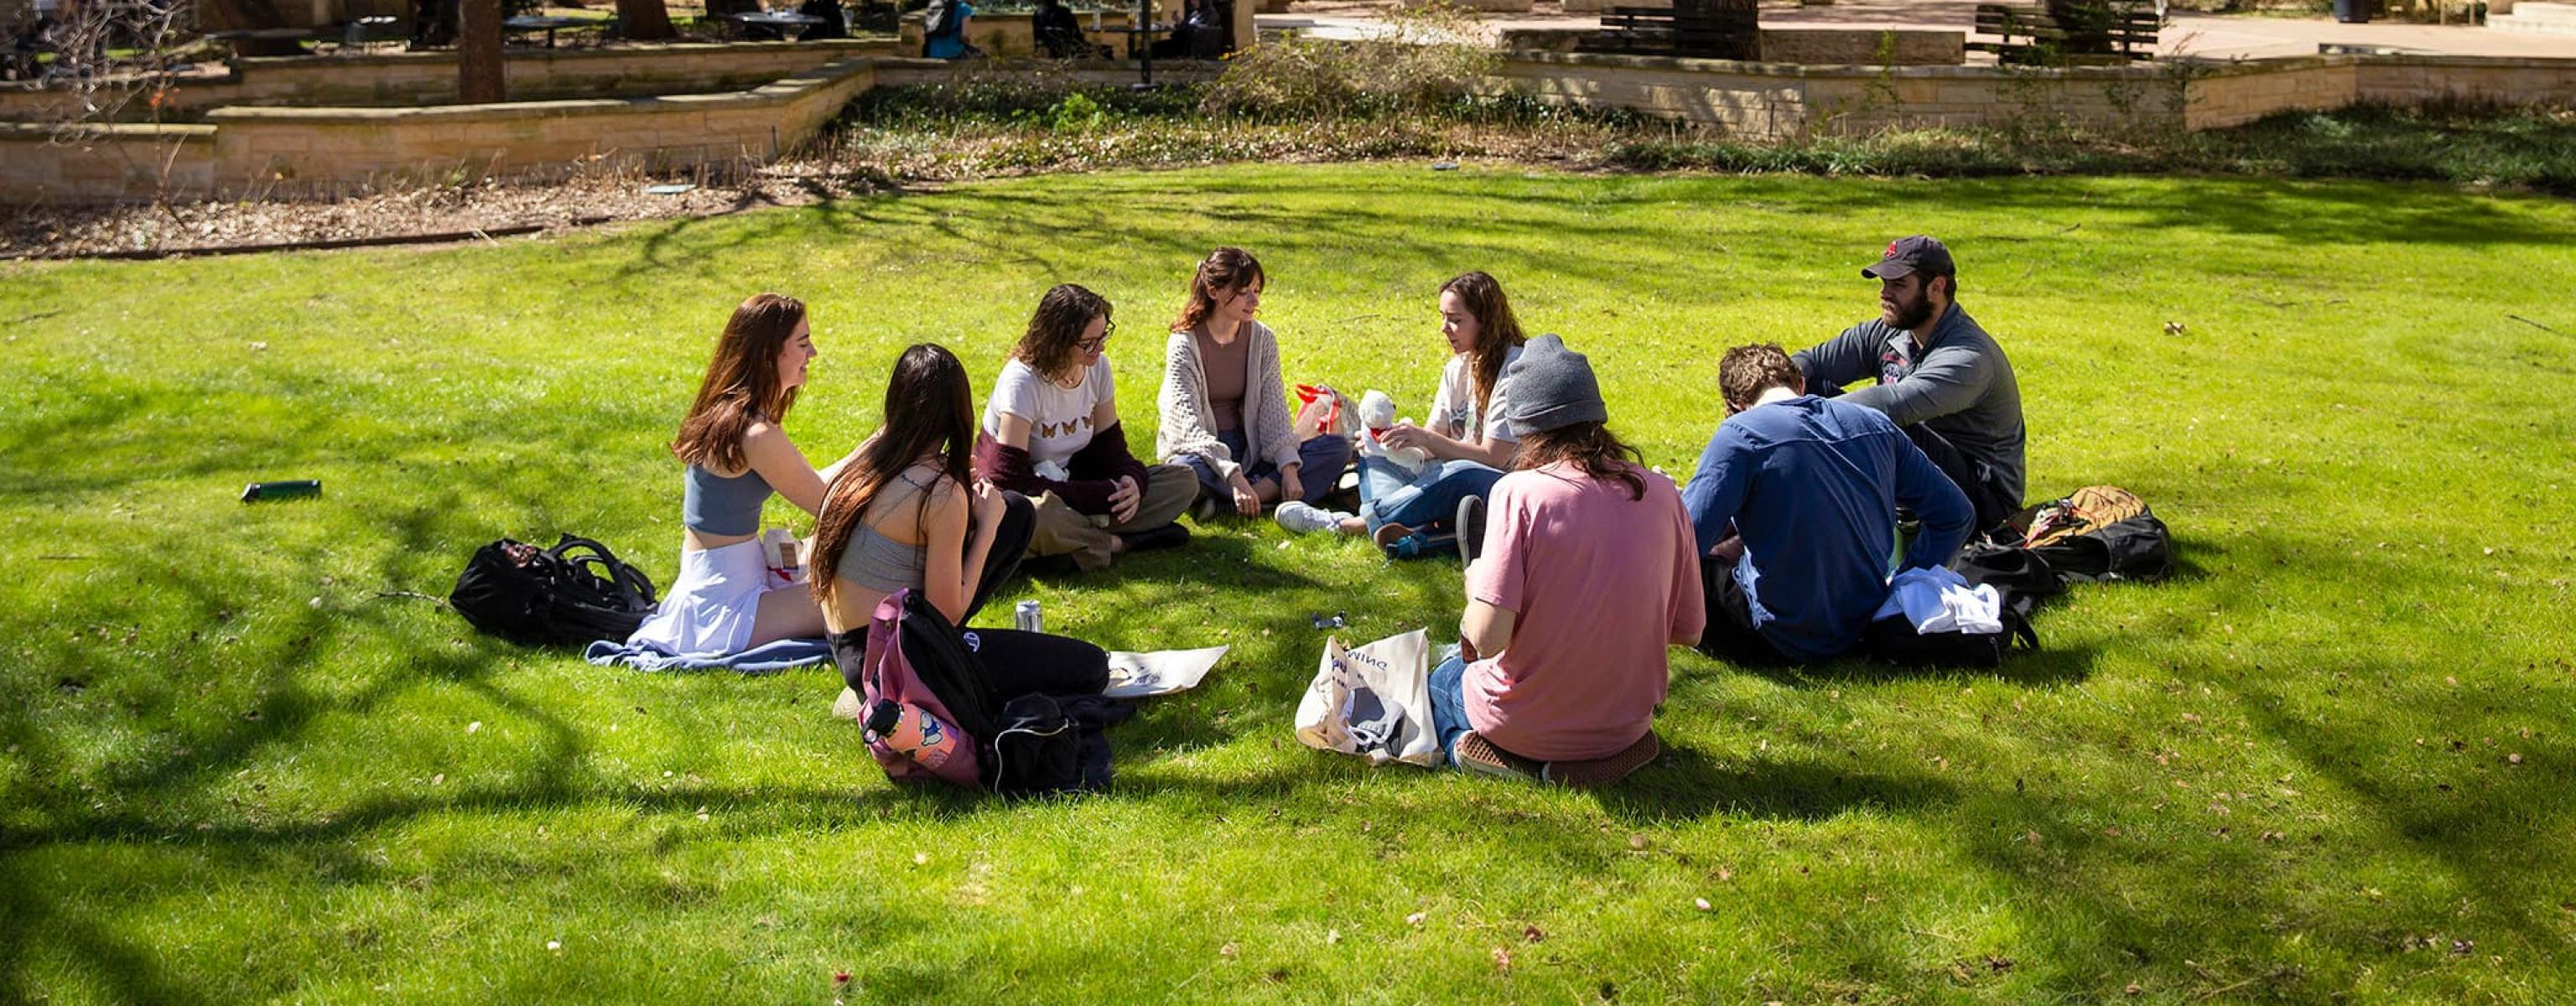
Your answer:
[2009,485,2176,585]
[989,693,1083,797]
[449,534,659,647]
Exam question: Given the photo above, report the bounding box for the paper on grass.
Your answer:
[1103,645,1229,698]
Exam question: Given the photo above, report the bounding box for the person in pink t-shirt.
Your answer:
[1427,334,1706,786]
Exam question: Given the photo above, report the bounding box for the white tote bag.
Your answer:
[1294,629,1439,767]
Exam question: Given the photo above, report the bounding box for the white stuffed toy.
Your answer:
[1353,389,1432,475]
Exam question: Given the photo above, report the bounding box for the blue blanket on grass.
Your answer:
[583,637,833,675]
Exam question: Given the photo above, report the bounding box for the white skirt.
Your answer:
[626,540,786,658]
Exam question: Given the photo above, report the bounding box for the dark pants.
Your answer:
[966,627,1109,697]
[959,491,1106,697]
[1182,428,1354,509]
[1903,423,2018,534]
[1696,555,1789,666]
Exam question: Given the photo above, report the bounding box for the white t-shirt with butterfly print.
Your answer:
[984,355,1117,472]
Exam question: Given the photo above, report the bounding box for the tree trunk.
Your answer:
[458,0,503,104]
[1690,0,1759,60]
[615,0,675,40]
[2043,0,2116,55]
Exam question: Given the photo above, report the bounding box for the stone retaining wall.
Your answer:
[1493,50,2576,140]
[0,39,894,122]
[3,57,872,201]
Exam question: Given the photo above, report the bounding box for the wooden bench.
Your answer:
[1967,1,2158,65]
[1582,0,1757,59]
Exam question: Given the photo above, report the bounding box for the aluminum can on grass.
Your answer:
[1015,599,1042,634]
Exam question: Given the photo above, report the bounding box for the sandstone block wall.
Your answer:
[0,39,894,122]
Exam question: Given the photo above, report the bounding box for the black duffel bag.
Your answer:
[449,534,659,646]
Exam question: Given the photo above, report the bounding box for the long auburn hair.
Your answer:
[808,344,978,604]
[1439,271,1527,433]
[1012,283,1114,383]
[673,293,808,473]
[1171,247,1265,334]
[1514,420,1649,501]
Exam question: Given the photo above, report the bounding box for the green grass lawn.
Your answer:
[4,163,2574,1003]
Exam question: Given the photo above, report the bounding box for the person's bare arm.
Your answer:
[742,423,828,516]
[1461,599,1516,661]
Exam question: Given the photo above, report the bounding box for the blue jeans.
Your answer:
[1428,651,1472,767]
[1356,455,1504,536]
[1182,428,1354,508]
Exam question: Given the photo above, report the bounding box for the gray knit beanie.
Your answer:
[1505,334,1608,437]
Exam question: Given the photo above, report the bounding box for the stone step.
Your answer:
[2490,0,2576,33]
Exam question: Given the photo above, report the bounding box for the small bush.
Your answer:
[1199,1,1498,118]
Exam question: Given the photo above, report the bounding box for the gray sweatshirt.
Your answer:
[1791,303,2026,508]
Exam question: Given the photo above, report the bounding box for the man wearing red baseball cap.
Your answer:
[1792,236,2025,532]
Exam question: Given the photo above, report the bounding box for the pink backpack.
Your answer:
[854,590,995,788]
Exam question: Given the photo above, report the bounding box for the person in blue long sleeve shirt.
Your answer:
[1681,343,1973,664]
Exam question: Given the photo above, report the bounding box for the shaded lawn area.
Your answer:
[3,163,2573,1003]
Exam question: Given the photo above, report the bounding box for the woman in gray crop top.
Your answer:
[810,344,1020,630]
[624,293,864,657]
[812,343,1109,708]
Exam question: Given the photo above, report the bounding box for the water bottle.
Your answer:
[864,699,958,770]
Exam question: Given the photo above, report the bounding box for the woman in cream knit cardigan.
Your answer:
[1156,247,1353,520]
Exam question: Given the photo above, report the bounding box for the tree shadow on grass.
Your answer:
[1592,747,1962,827]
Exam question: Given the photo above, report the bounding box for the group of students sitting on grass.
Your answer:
[623,234,2027,783]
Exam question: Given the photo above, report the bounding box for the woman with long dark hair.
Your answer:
[1427,334,1704,786]
[626,293,858,657]
[972,283,1198,572]
[813,344,1107,702]
[1287,271,1527,560]
[1155,246,1352,522]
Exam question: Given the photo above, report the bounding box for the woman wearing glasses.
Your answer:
[973,283,1199,571]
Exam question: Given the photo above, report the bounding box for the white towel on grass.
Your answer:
[1876,567,2003,635]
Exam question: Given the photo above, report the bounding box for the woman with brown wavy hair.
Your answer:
[1294,270,1527,560]
[972,283,1198,572]
[812,344,1108,713]
[1155,246,1353,522]
[625,293,859,657]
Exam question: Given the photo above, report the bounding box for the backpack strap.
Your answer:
[549,534,659,609]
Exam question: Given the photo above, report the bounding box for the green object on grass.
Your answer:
[239,480,322,502]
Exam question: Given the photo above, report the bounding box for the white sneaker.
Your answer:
[1275,501,1350,535]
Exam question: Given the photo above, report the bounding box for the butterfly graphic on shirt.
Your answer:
[1036,417,1095,440]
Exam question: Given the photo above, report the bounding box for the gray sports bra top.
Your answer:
[683,464,774,537]
[835,471,937,593]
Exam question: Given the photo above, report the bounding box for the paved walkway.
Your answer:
[1262,0,2576,59]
